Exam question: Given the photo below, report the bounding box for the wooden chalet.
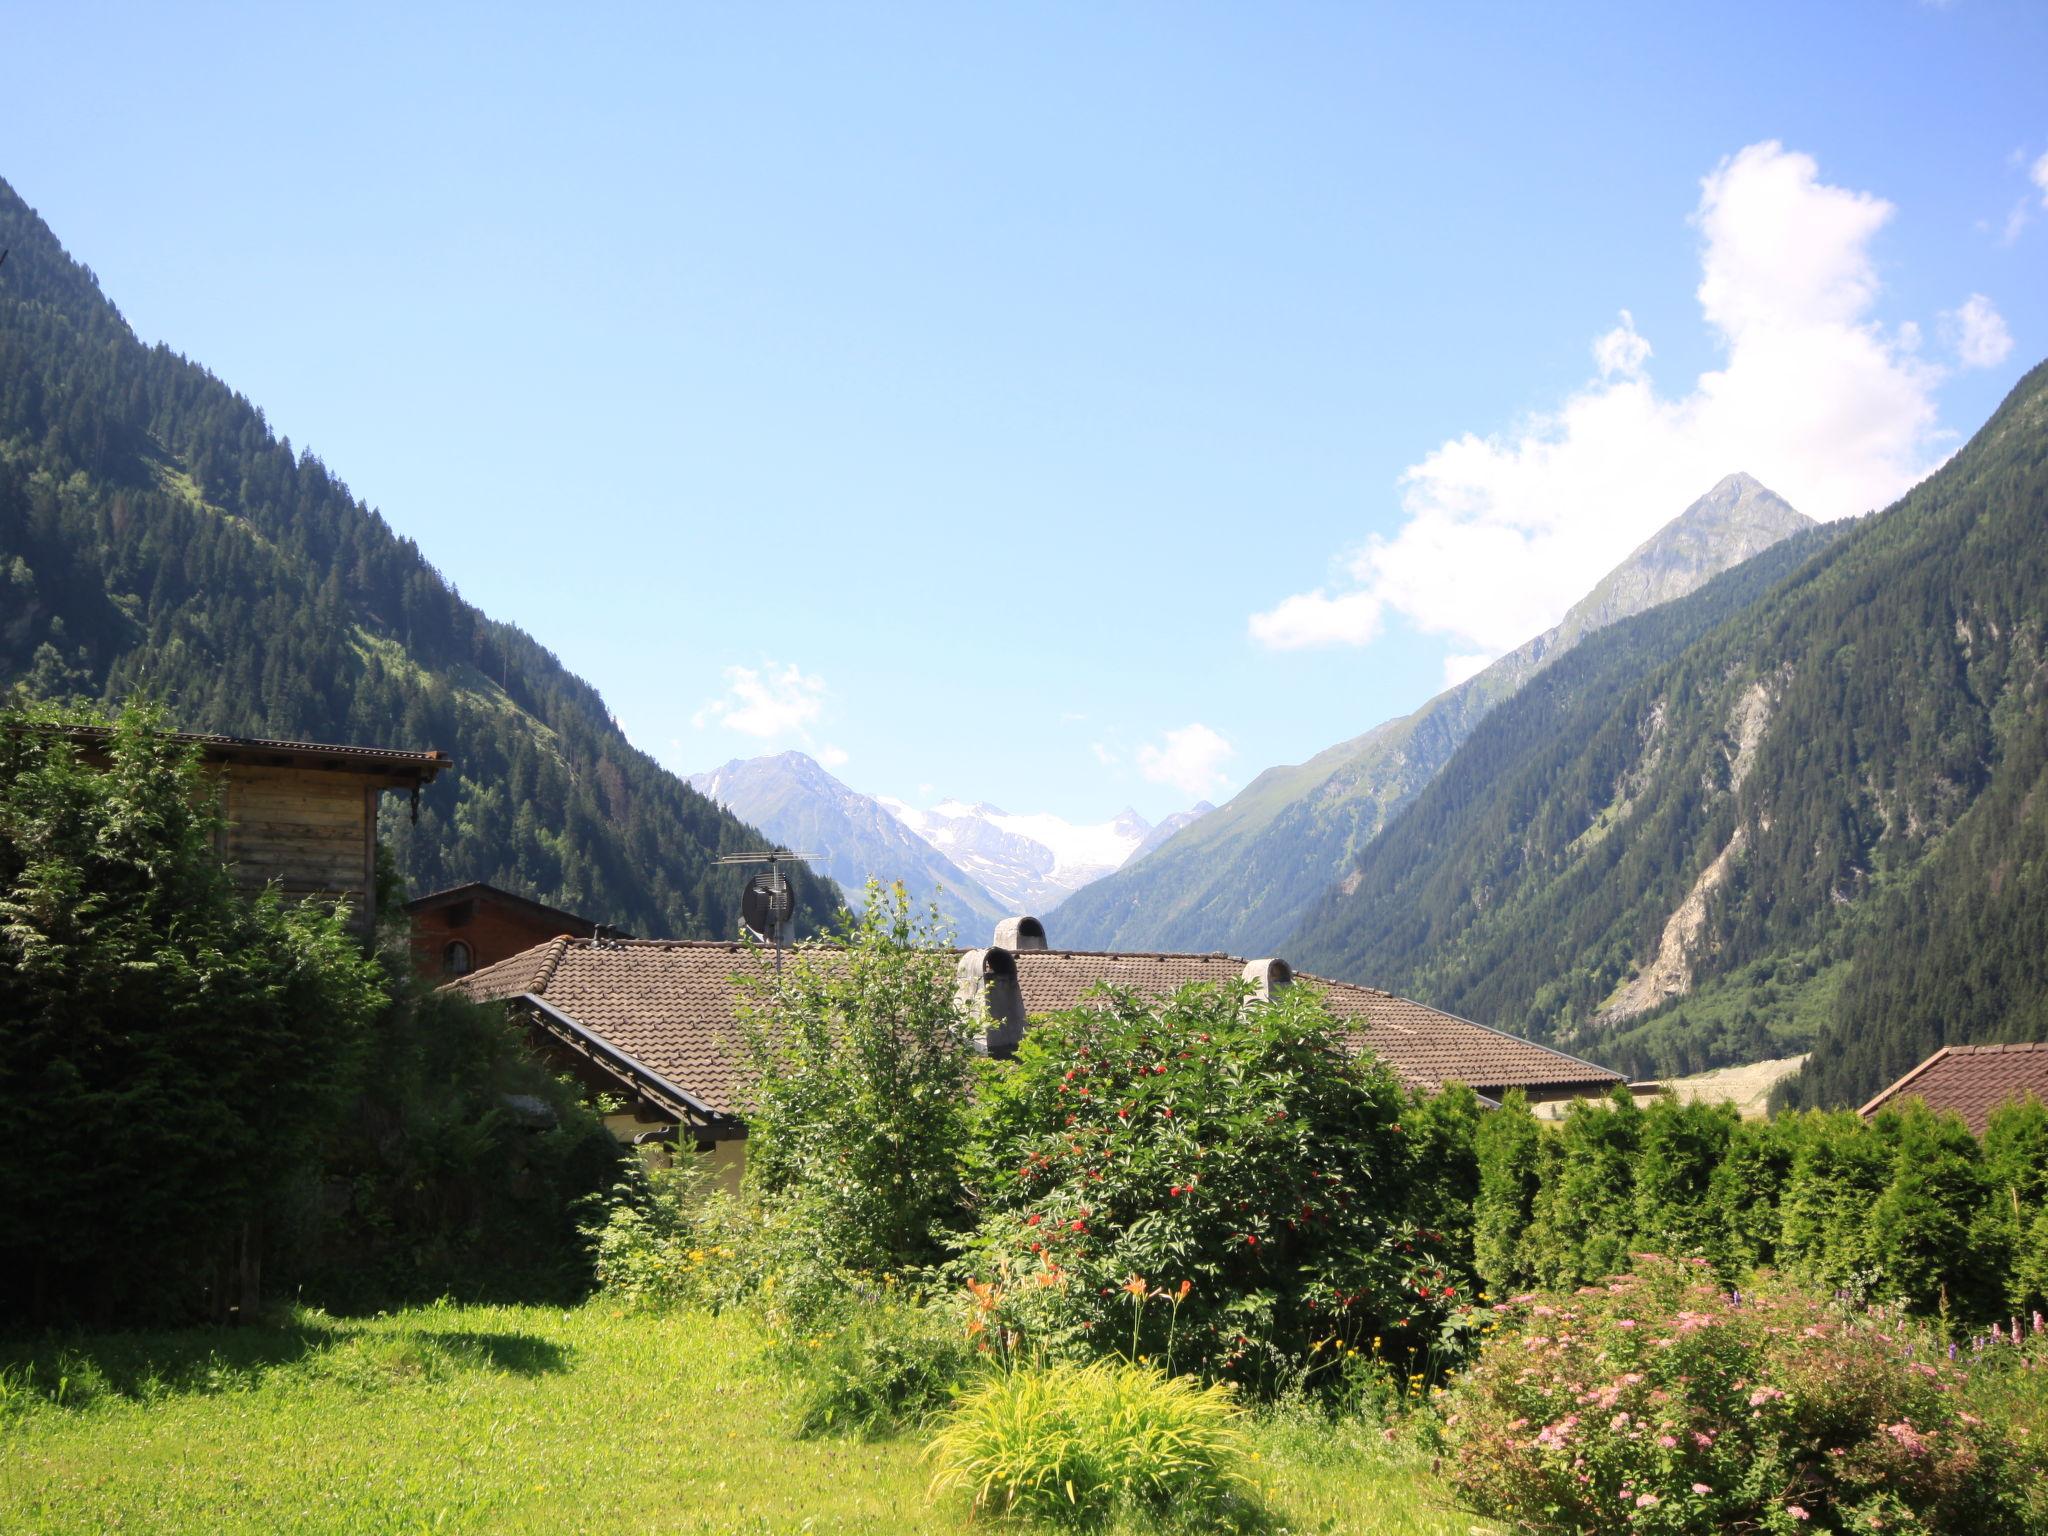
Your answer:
[34,725,450,932]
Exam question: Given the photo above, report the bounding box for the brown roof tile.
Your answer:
[451,939,1621,1119]
[1859,1043,2048,1135]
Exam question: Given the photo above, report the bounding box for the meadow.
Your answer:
[0,1302,1483,1536]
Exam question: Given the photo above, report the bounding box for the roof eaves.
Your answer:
[520,993,734,1131]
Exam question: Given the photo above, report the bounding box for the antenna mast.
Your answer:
[718,849,815,975]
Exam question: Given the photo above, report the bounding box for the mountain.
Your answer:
[0,177,840,939]
[876,798,1156,915]
[687,751,1007,937]
[1054,474,1815,957]
[1289,361,2048,1110]
[1131,802,1214,863]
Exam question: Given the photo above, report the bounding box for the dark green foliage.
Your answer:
[1472,1090,1543,1295]
[1471,1090,2047,1331]
[296,987,625,1311]
[1291,361,2048,1110]
[0,176,837,942]
[1399,1079,1483,1281]
[0,703,387,1325]
[1527,1087,1644,1287]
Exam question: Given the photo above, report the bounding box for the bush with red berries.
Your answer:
[960,980,1468,1394]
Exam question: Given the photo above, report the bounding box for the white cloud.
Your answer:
[1090,742,1121,767]
[691,661,826,739]
[1442,652,1494,688]
[2035,149,2048,206]
[1252,141,1960,664]
[818,744,850,767]
[1942,293,2013,369]
[1247,587,1383,650]
[1593,310,1652,378]
[1136,724,1234,799]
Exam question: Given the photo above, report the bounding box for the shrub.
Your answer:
[0,703,389,1325]
[925,1358,1254,1526]
[1443,1257,2039,1535]
[584,1154,753,1311]
[777,1295,971,1438]
[300,985,625,1309]
[961,980,1466,1394]
[739,882,979,1274]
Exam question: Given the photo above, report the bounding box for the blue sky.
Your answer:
[8,2,2045,822]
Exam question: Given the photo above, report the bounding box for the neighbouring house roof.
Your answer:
[404,880,620,937]
[1859,1043,2048,1135]
[453,937,1622,1124]
[20,724,451,786]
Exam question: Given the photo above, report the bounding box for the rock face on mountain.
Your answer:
[877,798,1157,915]
[688,752,1006,937]
[1053,475,1815,958]
[1290,360,2048,1110]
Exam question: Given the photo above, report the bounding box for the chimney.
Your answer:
[993,915,1048,952]
[957,946,1028,1058]
[1241,957,1293,1005]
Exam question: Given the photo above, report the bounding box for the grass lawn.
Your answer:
[0,1303,1490,1536]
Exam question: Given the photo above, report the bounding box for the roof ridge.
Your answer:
[533,935,572,993]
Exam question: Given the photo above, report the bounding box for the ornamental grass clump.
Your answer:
[1443,1255,2038,1535]
[925,1357,1254,1527]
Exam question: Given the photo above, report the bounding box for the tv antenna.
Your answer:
[717,850,814,973]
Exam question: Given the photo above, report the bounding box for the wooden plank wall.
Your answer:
[218,765,377,927]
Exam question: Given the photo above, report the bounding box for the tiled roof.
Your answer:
[1859,1043,2048,1135]
[1318,979,1621,1092]
[1009,950,1249,1012]
[460,938,774,1117]
[453,938,1621,1119]
[1009,950,1619,1092]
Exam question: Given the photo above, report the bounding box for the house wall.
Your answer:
[599,1114,746,1195]
[213,764,378,929]
[412,899,580,979]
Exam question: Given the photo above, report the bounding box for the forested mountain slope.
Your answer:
[1056,474,1812,956]
[1291,362,2048,1109]
[0,178,839,939]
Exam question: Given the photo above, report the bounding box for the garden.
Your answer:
[8,837,2048,1532]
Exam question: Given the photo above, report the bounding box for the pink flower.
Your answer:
[1884,1421,1929,1456]
[1787,1505,1810,1521]
[1691,1483,1713,1495]
[1748,1387,1785,1407]
[1615,1319,1637,1329]
[1635,1493,1660,1509]
[1657,1434,1678,1449]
